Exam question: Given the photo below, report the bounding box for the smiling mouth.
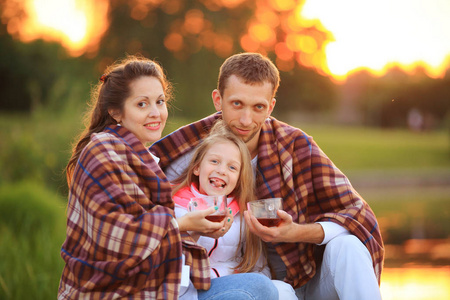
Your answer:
[234,127,251,134]
[210,178,226,189]
[144,123,160,129]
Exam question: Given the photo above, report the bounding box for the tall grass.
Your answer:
[0,181,66,299]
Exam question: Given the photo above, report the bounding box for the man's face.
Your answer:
[212,75,276,156]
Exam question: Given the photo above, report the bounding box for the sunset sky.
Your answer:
[4,0,450,81]
[300,0,450,79]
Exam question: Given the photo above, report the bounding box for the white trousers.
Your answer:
[295,234,382,300]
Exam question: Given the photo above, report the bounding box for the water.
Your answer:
[381,266,450,299]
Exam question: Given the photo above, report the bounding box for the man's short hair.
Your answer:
[217,52,280,98]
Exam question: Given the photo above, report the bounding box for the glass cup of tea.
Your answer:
[247,198,282,227]
[188,195,227,222]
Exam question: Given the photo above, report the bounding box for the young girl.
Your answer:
[172,120,296,299]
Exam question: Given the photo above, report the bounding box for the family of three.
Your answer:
[58,52,384,299]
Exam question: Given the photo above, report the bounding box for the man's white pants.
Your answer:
[295,234,382,300]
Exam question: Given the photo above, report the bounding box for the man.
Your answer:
[151,53,384,299]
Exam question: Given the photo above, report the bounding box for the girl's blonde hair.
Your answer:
[172,119,264,273]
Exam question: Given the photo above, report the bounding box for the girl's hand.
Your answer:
[200,207,234,239]
[177,207,234,239]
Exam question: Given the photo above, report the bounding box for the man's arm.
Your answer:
[163,150,195,181]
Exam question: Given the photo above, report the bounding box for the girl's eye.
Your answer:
[157,99,165,105]
[138,101,148,108]
[210,159,218,164]
[229,165,238,171]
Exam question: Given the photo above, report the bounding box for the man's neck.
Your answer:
[247,136,259,159]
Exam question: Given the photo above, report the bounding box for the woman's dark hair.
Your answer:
[66,55,172,183]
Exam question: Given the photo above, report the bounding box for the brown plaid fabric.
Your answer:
[151,113,384,288]
[59,125,210,299]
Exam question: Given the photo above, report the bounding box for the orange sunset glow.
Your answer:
[2,0,450,81]
[1,0,109,56]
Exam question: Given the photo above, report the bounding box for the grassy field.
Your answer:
[298,123,449,171]
[0,112,448,299]
[164,117,450,171]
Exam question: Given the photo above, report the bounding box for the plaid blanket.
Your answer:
[151,113,384,288]
[59,125,210,299]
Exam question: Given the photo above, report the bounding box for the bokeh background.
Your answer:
[0,0,449,299]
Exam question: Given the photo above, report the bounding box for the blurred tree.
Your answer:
[1,0,447,127]
[0,32,94,111]
[94,0,336,119]
[276,66,337,115]
[342,67,450,129]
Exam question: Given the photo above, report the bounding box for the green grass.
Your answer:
[162,117,450,172]
[298,124,450,171]
[0,181,66,299]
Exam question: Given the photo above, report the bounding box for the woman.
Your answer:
[58,55,278,299]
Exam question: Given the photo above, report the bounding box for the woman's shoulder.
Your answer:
[79,131,127,165]
[90,131,118,144]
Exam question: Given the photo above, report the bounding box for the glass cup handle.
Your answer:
[188,200,197,212]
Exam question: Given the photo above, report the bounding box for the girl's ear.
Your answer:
[193,166,200,176]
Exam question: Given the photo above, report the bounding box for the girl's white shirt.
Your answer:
[174,187,270,279]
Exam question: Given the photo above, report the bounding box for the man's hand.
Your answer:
[243,209,324,244]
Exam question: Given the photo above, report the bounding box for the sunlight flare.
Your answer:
[3,0,450,80]
[301,0,450,80]
[6,0,109,56]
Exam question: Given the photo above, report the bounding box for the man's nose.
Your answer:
[239,109,252,127]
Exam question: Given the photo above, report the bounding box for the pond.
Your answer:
[381,266,450,299]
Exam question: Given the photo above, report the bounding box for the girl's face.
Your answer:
[112,76,168,145]
[194,141,241,196]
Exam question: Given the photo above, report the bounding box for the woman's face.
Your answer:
[114,76,168,145]
[194,141,241,196]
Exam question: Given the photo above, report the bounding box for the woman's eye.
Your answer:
[138,102,147,108]
[157,99,165,105]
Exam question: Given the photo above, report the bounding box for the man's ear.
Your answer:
[267,98,276,117]
[212,89,222,112]
[108,109,121,123]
